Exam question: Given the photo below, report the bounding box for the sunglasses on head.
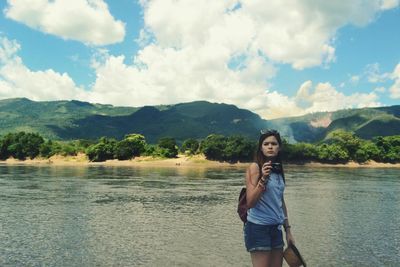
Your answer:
[260,129,279,135]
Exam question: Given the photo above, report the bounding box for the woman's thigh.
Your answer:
[250,250,283,267]
[250,251,270,267]
[269,248,283,267]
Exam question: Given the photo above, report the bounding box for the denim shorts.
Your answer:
[244,221,284,252]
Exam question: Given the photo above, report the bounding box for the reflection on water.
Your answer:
[0,165,399,266]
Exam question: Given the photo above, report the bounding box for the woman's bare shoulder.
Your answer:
[248,162,259,174]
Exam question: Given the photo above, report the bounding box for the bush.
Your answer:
[181,138,200,155]
[374,135,400,163]
[200,134,255,162]
[284,142,318,162]
[224,135,255,162]
[317,143,349,163]
[60,143,79,156]
[354,149,369,163]
[0,132,44,160]
[200,134,226,161]
[114,134,146,160]
[86,137,117,162]
[142,144,157,156]
[329,130,361,160]
[157,137,178,158]
[40,140,57,158]
[356,140,381,162]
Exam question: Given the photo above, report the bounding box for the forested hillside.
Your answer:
[1,98,399,143]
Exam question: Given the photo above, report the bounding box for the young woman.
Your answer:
[244,130,295,267]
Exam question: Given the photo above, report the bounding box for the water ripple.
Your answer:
[0,165,399,266]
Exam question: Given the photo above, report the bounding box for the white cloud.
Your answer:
[88,45,277,109]
[365,63,391,83]
[0,37,20,63]
[0,37,385,119]
[2,1,397,119]
[83,0,389,118]
[88,49,381,118]
[374,86,386,93]
[4,0,125,45]
[389,63,400,99]
[0,37,84,101]
[276,80,381,118]
[364,62,400,99]
[380,0,400,10]
[240,81,381,118]
[293,81,380,114]
[256,91,303,119]
[140,0,390,70]
[135,28,154,48]
[350,75,360,84]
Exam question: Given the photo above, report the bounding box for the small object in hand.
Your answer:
[271,162,282,173]
[283,243,307,267]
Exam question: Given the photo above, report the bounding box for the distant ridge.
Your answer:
[0,98,399,143]
[266,105,400,142]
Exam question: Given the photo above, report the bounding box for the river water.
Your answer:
[0,165,399,266]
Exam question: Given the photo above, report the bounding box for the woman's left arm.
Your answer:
[282,198,295,245]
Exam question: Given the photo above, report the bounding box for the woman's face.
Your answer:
[261,135,280,159]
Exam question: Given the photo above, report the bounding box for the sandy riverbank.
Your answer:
[1,153,400,168]
[1,154,247,168]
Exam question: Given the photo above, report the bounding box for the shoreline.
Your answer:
[1,154,400,168]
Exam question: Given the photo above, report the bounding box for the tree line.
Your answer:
[0,130,399,164]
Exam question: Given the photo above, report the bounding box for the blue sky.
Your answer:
[0,0,399,119]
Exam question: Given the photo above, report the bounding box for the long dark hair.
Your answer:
[254,129,286,184]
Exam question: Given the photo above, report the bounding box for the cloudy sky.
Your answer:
[0,0,399,119]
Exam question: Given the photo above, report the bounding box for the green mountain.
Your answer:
[48,101,266,143]
[0,98,265,143]
[0,98,399,143]
[0,98,138,139]
[266,106,400,142]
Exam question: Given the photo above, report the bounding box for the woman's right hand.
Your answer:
[261,161,272,179]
